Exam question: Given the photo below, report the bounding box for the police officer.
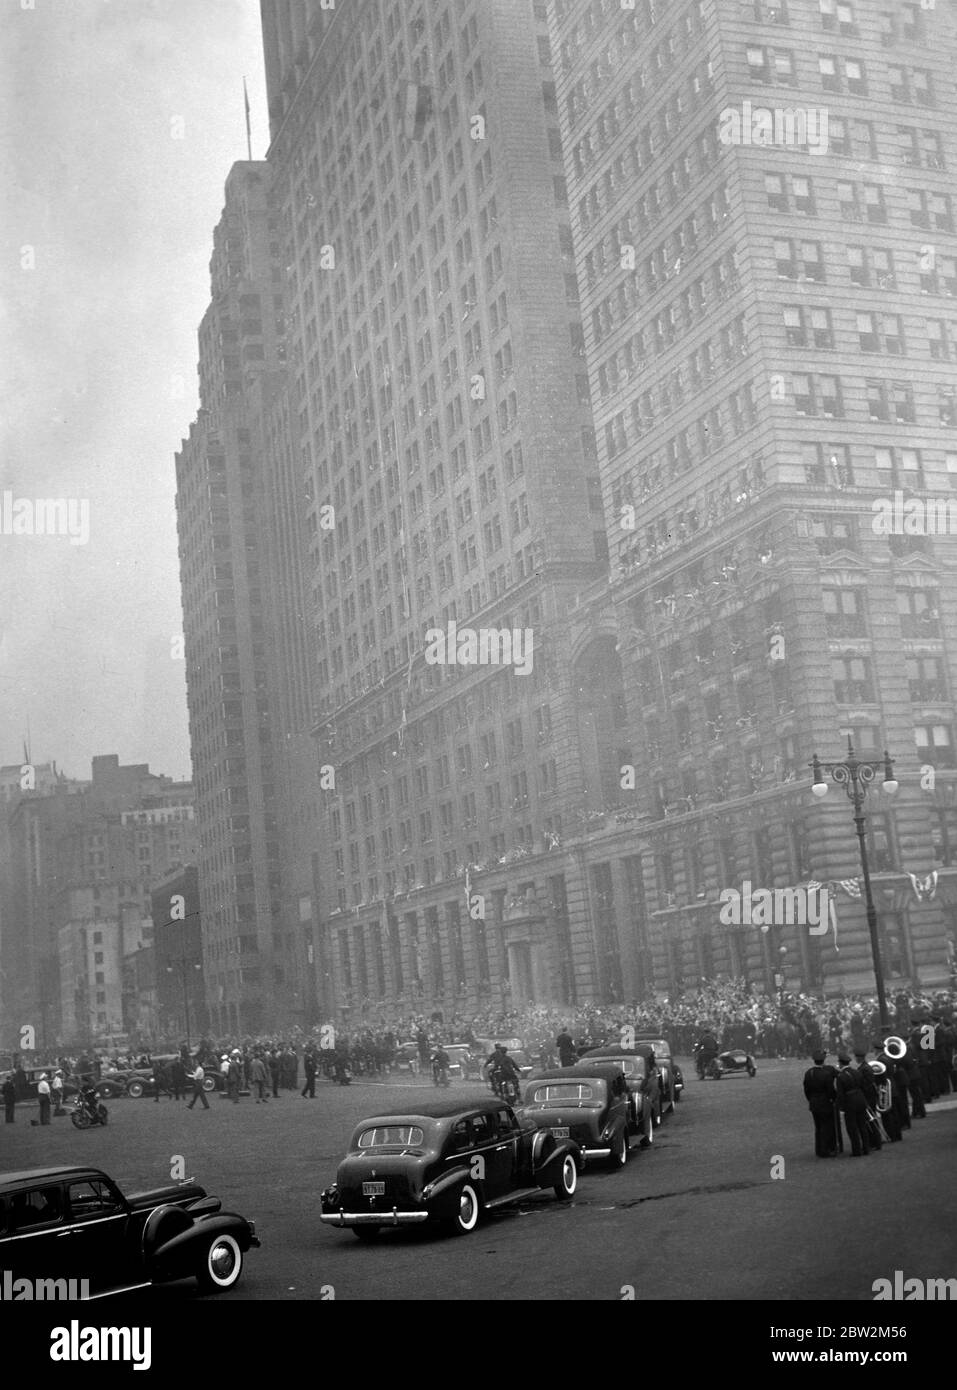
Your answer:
[2,1073,16,1123]
[835,1053,870,1156]
[37,1073,52,1125]
[803,1051,838,1157]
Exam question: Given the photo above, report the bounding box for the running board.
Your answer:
[483,1186,545,1209]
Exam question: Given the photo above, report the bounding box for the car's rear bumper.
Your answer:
[320,1210,429,1227]
[581,1145,611,1158]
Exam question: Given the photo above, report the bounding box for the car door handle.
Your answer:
[56,1230,82,1238]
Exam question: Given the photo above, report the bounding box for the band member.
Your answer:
[902,1036,926,1118]
[835,1053,870,1156]
[802,1051,838,1157]
[873,1039,909,1134]
[853,1049,882,1150]
[868,1061,901,1142]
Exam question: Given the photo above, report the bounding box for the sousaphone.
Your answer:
[883,1035,907,1061]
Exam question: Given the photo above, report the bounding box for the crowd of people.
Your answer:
[9,978,955,1106]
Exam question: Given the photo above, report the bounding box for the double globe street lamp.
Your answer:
[809,736,898,1032]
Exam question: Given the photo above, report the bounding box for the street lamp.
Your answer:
[809,736,898,1031]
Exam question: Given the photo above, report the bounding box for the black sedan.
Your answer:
[0,1165,260,1295]
[320,1097,580,1239]
[519,1064,633,1168]
[577,1046,662,1143]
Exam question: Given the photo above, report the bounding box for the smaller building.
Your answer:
[151,865,206,1046]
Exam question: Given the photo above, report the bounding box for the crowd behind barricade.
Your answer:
[11,977,955,1098]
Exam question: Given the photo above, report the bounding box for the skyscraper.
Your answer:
[175,163,291,1034]
[260,0,628,1015]
[549,0,957,995]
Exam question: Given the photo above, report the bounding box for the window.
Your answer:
[823,588,867,637]
[832,656,873,704]
[907,655,947,703]
[897,587,939,637]
[915,724,955,768]
[67,1179,123,1219]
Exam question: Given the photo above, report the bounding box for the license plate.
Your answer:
[362,1181,385,1196]
[551,1127,570,1139]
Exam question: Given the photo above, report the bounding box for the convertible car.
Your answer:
[320,1097,580,1239]
[0,1165,260,1296]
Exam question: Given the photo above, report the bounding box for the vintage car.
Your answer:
[0,1165,259,1296]
[520,1064,633,1168]
[443,1044,483,1080]
[320,1097,580,1239]
[577,1046,662,1143]
[633,1037,683,1112]
[11,1068,80,1103]
[392,1041,424,1075]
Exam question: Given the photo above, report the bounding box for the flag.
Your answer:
[907,870,938,902]
[838,878,861,898]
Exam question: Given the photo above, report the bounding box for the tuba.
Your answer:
[884,1035,907,1061]
[869,1060,893,1112]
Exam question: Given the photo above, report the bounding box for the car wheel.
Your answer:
[748,1063,756,1077]
[449,1183,480,1235]
[70,1109,89,1130]
[97,1082,115,1099]
[610,1129,628,1169]
[353,1225,382,1242]
[202,1076,216,1092]
[554,1153,577,1200]
[196,1232,243,1292]
[127,1079,144,1099]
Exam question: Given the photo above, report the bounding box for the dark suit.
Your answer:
[836,1065,870,1155]
[802,1064,838,1156]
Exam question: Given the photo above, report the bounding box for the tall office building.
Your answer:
[548,0,957,996]
[259,0,638,1015]
[175,163,296,1034]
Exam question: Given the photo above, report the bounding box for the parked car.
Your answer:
[13,1068,80,1103]
[94,1071,132,1100]
[520,1065,633,1169]
[124,1055,184,1099]
[392,1042,422,1075]
[633,1037,682,1111]
[0,1165,259,1295]
[320,1097,580,1239]
[576,1046,662,1143]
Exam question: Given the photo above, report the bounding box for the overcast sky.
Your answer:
[0,0,268,784]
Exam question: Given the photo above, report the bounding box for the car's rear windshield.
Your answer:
[607,1057,646,1078]
[528,1082,603,1105]
[357,1125,425,1149]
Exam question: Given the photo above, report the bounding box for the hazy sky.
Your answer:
[0,0,268,783]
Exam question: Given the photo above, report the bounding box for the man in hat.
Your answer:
[2,1073,16,1123]
[902,1034,926,1118]
[37,1073,52,1125]
[835,1053,870,1156]
[802,1051,838,1157]
[853,1049,883,1150]
[51,1069,66,1116]
[873,1039,909,1135]
[226,1050,242,1104]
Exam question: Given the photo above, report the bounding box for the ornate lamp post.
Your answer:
[809,737,898,1031]
[160,911,202,1048]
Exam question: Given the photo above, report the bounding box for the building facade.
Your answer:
[547,0,957,997]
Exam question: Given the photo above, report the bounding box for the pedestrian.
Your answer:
[227,1051,242,1103]
[556,1028,576,1068]
[902,1039,926,1118]
[2,1073,15,1123]
[170,1057,187,1100]
[853,1049,883,1150]
[802,1051,838,1157]
[153,1061,169,1103]
[187,1061,210,1110]
[835,1053,870,1156]
[301,1049,317,1098]
[268,1049,281,1098]
[51,1069,66,1116]
[249,1053,269,1103]
[37,1072,52,1125]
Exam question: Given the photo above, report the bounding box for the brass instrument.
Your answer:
[869,1059,893,1112]
[883,1035,907,1061]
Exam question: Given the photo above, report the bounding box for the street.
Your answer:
[3,1061,955,1302]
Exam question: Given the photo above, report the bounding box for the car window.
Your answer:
[357,1125,425,1149]
[493,1107,517,1138]
[530,1082,602,1103]
[7,1186,64,1231]
[469,1113,494,1145]
[449,1119,471,1152]
[67,1180,124,1219]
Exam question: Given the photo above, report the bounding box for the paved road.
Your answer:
[3,1062,954,1301]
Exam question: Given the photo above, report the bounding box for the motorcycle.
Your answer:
[693,1043,718,1080]
[69,1093,109,1129]
[709,1049,757,1079]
